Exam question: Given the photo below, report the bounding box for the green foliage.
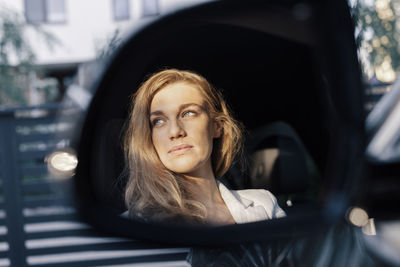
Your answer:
[0,10,34,105]
[351,0,400,80]
[0,12,35,64]
[96,29,122,61]
[0,7,58,106]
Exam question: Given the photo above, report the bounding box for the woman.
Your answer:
[123,68,285,225]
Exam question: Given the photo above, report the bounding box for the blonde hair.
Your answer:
[123,69,243,223]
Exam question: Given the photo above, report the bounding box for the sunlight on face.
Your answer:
[150,82,221,178]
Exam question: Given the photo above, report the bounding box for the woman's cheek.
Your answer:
[151,130,163,155]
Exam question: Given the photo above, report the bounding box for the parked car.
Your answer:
[60,0,400,266]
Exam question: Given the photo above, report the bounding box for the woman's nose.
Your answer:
[169,119,186,140]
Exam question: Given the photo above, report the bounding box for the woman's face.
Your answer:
[150,82,221,178]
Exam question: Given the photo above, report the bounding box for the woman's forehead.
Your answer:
[150,82,206,110]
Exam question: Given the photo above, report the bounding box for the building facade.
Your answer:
[0,0,210,105]
[2,0,209,65]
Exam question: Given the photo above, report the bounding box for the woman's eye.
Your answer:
[152,118,164,126]
[183,111,196,117]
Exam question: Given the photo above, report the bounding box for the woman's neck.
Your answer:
[182,165,235,225]
[182,164,224,207]
[183,173,235,225]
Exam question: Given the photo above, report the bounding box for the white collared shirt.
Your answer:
[122,182,286,223]
[218,181,286,224]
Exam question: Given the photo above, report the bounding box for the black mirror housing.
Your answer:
[74,0,365,245]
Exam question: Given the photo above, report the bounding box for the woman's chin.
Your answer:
[162,155,211,177]
[168,165,199,175]
[165,161,202,176]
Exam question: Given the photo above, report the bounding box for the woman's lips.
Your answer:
[168,144,193,155]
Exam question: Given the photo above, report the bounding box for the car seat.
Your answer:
[245,121,321,211]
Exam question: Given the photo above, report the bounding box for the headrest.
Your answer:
[247,121,319,196]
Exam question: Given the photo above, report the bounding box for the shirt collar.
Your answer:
[217,181,254,223]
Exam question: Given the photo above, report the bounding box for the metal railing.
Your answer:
[0,104,189,266]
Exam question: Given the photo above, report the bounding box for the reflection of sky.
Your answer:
[363,27,374,41]
[360,0,375,8]
[348,0,374,8]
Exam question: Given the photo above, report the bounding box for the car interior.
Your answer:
[82,11,338,220]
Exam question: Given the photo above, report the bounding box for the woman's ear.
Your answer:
[213,121,222,138]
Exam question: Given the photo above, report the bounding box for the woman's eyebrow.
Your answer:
[178,103,205,111]
[149,103,205,117]
[149,110,164,117]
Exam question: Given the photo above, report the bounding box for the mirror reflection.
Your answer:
[89,12,328,227]
[122,69,286,225]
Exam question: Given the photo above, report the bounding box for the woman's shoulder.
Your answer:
[218,181,275,206]
[234,188,286,219]
[217,181,286,219]
[234,188,276,205]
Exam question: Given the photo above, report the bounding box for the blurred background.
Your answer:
[0,0,398,110]
[349,0,400,112]
[0,0,212,108]
[0,0,399,266]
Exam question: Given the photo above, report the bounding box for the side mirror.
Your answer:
[73,0,365,245]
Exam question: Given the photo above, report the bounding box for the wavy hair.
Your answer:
[123,69,243,223]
